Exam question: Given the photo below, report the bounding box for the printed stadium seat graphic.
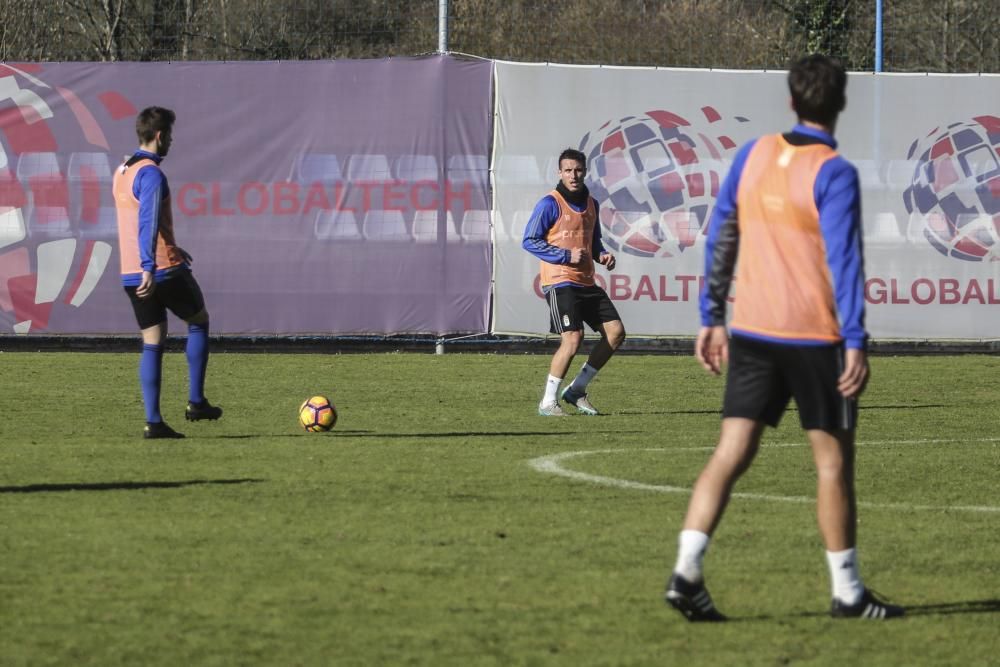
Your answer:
[346,154,391,182]
[394,154,438,182]
[0,167,28,250]
[314,209,361,241]
[295,153,343,183]
[460,209,491,243]
[865,212,904,246]
[362,209,410,242]
[494,154,542,185]
[446,154,488,183]
[16,152,71,238]
[67,152,116,239]
[411,209,459,243]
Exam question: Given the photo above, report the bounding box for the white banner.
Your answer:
[492,62,1000,339]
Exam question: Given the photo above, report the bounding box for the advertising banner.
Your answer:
[0,56,493,335]
[492,62,1000,339]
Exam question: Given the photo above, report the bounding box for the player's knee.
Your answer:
[186,308,209,326]
[562,331,583,353]
[814,456,848,479]
[606,322,626,348]
[140,320,167,343]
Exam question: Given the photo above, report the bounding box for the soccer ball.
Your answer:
[902,115,1000,262]
[299,395,337,432]
[582,109,737,258]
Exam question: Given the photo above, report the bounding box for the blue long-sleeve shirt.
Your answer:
[522,193,607,289]
[131,149,167,275]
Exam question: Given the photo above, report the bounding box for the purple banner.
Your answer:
[0,56,493,335]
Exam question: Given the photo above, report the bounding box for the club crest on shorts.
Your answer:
[562,314,571,327]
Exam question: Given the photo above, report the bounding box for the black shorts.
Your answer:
[722,334,857,431]
[124,269,206,330]
[546,284,621,334]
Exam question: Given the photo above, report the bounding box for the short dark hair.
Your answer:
[558,148,587,168]
[135,106,176,144]
[788,54,846,127]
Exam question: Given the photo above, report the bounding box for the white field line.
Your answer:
[527,438,1000,514]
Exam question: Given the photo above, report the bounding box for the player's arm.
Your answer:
[699,142,751,329]
[695,143,752,374]
[816,158,866,350]
[522,195,576,264]
[816,157,868,397]
[696,212,738,375]
[591,199,616,270]
[133,164,165,297]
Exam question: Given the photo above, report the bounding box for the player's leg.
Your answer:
[808,427,860,592]
[539,287,582,416]
[665,417,763,622]
[182,307,221,420]
[792,345,903,619]
[539,330,581,416]
[126,285,184,439]
[808,427,900,618]
[139,320,168,426]
[585,319,625,370]
[563,287,624,414]
[809,428,856,552]
[160,271,222,421]
[684,417,765,537]
[666,336,784,621]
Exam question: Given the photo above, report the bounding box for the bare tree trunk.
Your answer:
[182,0,192,59]
[219,0,229,58]
[102,0,125,61]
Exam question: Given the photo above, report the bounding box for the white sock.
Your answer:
[569,362,599,393]
[826,548,864,605]
[541,374,562,405]
[673,529,710,582]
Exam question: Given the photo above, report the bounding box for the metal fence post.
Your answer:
[875,0,884,72]
[438,0,449,53]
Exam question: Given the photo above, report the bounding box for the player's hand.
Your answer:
[136,271,156,299]
[599,252,616,271]
[695,325,728,375]
[838,347,869,398]
[569,247,588,264]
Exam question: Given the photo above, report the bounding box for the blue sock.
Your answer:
[186,322,209,404]
[140,343,164,423]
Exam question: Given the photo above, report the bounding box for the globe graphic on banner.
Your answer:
[582,109,740,258]
[902,115,1000,262]
[0,64,129,333]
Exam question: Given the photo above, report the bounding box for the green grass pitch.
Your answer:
[1,350,998,665]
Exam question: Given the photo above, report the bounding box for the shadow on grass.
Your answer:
[0,478,265,494]
[210,433,321,439]
[904,598,1000,616]
[724,598,1000,622]
[184,429,642,440]
[197,431,372,439]
[617,409,721,416]
[614,403,953,415]
[860,404,951,410]
[341,430,644,438]
[624,404,949,417]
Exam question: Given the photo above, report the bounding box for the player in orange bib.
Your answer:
[113,106,222,439]
[522,148,625,416]
[665,55,903,621]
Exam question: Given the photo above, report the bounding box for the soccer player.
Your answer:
[113,106,222,439]
[664,55,904,620]
[522,148,625,416]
